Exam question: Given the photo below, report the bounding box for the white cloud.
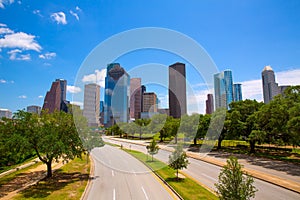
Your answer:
[277,69,300,86]
[0,27,13,34]
[67,85,81,94]
[82,69,107,87]
[70,10,79,21]
[0,79,6,83]
[39,52,56,59]
[75,6,81,12]
[0,0,15,9]
[33,9,42,17]
[8,49,30,60]
[38,95,43,98]
[0,23,7,27]
[0,32,42,52]
[51,12,67,25]
[18,95,27,99]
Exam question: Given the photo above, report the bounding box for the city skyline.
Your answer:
[1,1,300,114]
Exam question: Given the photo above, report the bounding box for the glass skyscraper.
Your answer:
[104,63,130,127]
[233,83,243,102]
[214,70,234,109]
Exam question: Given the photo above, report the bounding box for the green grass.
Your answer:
[13,156,90,200]
[124,149,218,200]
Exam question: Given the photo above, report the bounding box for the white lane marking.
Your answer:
[113,188,116,200]
[201,173,217,182]
[141,186,149,200]
[112,170,114,177]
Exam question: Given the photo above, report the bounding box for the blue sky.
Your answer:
[1,0,300,114]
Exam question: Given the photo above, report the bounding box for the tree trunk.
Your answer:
[46,161,52,178]
[175,134,178,144]
[249,140,256,153]
[217,138,222,150]
[193,138,197,145]
[152,154,153,162]
[140,128,142,140]
[176,169,179,181]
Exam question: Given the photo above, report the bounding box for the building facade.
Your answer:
[205,94,214,114]
[214,70,234,109]
[262,66,281,103]
[27,105,41,114]
[0,108,12,119]
[168,62,187,118]
[104,63,130,126]
[83,83,100,127]
[233,83,243,102]
[129,78,142,120]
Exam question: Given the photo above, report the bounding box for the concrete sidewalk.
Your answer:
[107,136,300,194]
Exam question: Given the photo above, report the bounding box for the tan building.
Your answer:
[130,78,142,120]
[83,83,100,127]
[143,92,157,113]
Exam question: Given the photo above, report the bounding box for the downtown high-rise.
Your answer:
[83,83,100,127]
[43,79,69,113]
[168,62,187,118]
[214,70,234,109]
[129,78,142,120]
[262,66,280,103]
[104,63,130,127]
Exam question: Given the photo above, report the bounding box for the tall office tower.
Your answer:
[214,70,234,109]
[27,105,41,115]
[262,66,280,103]
[130,78,142,120]
[83,83,100,127]
[141,85,146,112]
[168,62,187,118]
[99,101,104,125]
[205,94,214,114]
[233,83,243,102]
[0,108,12,119]
[104,63,130,126]
[143,92,158,113]
[55,79,69,112]
[43,80,62,113]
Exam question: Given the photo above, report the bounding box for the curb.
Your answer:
[80,154,94,200]
[108,137,300,194]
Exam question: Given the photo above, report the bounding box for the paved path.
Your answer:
[106,136,300,200]
[86,145,178,200]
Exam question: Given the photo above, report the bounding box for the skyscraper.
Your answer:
[55,79,69,112]
[27,105,41,115]
[43,80,62,113]
[168,62,187,118]
[83,83,100,127]
[214,70,234,109]
[141,92,158,119]
[262,66,280,103]
[233,83,243,102]
[130,78,142,120]
[205,94,214,114]
[104,63,130,126]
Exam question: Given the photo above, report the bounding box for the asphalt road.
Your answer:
[86,145,175,200]
[105,138,300,200]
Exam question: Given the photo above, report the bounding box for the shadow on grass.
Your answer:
[165,177,185,183]
[19,169,89,199]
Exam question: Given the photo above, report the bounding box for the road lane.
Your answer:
[105,138,300,200]
[86,145,175,200]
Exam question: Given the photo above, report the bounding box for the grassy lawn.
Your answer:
[124,149,218,200]
[13,155,90,200]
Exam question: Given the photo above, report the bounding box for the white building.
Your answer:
[83,83,100,127]
[0,108,12,119]
[27,105,41,114]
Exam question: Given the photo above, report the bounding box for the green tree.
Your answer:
[13,110,84,178]
[179,114,199,144]
[146,139,159,161]
[215,157,257,200]
[168,144,189,180]
[135,118,151,139]
[287,103,300,147]
[195,114,211,145]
